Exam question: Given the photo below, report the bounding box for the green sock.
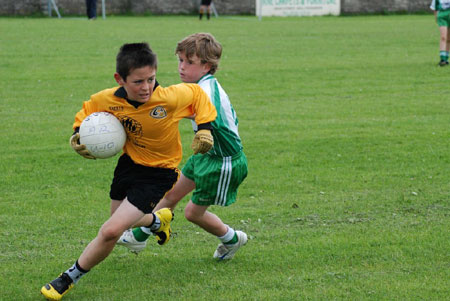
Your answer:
[440,51,449,62]
[132,227,150,242]
[224,233,238,245]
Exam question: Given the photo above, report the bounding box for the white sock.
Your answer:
[140,213,160,234]
[140,226,152,235]
[149,212,161,231]
[218,226,235,244]
[65,261,88,284]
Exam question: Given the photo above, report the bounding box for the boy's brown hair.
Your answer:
[175,33,222,75]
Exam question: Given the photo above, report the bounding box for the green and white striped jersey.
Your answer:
[431,0,450,11]
[192,74,243,157]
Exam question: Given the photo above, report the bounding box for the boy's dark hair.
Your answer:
[116,43,157,81]
[176,33,222,75]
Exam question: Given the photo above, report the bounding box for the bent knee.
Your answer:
[184,207,200,223]
[99,224,122,241]
[184,208,196,222]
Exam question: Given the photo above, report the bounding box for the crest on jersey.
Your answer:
[120,116,143,137]
[150,106,167,119]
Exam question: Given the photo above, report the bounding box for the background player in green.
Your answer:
[118,33,249,260]
[431,0,450,66]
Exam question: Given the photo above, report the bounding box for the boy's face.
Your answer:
[114,66,156,103]
[177,51,211,83]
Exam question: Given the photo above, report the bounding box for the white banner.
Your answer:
[257,0,340,17]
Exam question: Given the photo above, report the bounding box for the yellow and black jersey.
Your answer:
[73,83,217,169]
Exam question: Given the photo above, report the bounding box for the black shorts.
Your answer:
[201,0,212,6]
[110,154,179,214]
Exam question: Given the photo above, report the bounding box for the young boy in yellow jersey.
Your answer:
[119,33,248,260]
[40,42,216,300]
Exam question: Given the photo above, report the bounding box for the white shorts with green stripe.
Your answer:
[182,151,248,206]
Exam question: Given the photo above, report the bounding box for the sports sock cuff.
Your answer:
[149,213,161,231]
[76,260,89,273]
[139,226,152,235]
[134,227,151,239]
[147,213,156,227]
[218,226,235,243]
[66,260,89,284]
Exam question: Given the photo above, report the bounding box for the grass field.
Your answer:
[0,14,449,300]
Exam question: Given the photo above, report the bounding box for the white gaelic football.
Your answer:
[79,112,126,159]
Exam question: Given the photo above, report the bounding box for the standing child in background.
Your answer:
[199,0,212,20]
[40,42,216,300]
[118,33,249,260]
[85,0,97,20]
[431,0,450,66]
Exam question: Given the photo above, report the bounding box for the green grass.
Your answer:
[0,15,449,300]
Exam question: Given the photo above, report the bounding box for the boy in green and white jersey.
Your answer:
[118,33,249,260]
[431,0,450,65]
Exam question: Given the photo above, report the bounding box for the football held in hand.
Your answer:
[79,112,126,159]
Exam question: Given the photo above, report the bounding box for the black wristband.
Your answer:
[197,122,213,131]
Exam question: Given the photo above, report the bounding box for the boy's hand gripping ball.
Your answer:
[70,133,96,159]
[77,112,126,159]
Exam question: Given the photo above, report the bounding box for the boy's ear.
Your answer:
[203,62,212,73]
[114,72,125,85]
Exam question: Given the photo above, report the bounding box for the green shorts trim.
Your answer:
[182,151,248,206]
[437,10,450,27]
